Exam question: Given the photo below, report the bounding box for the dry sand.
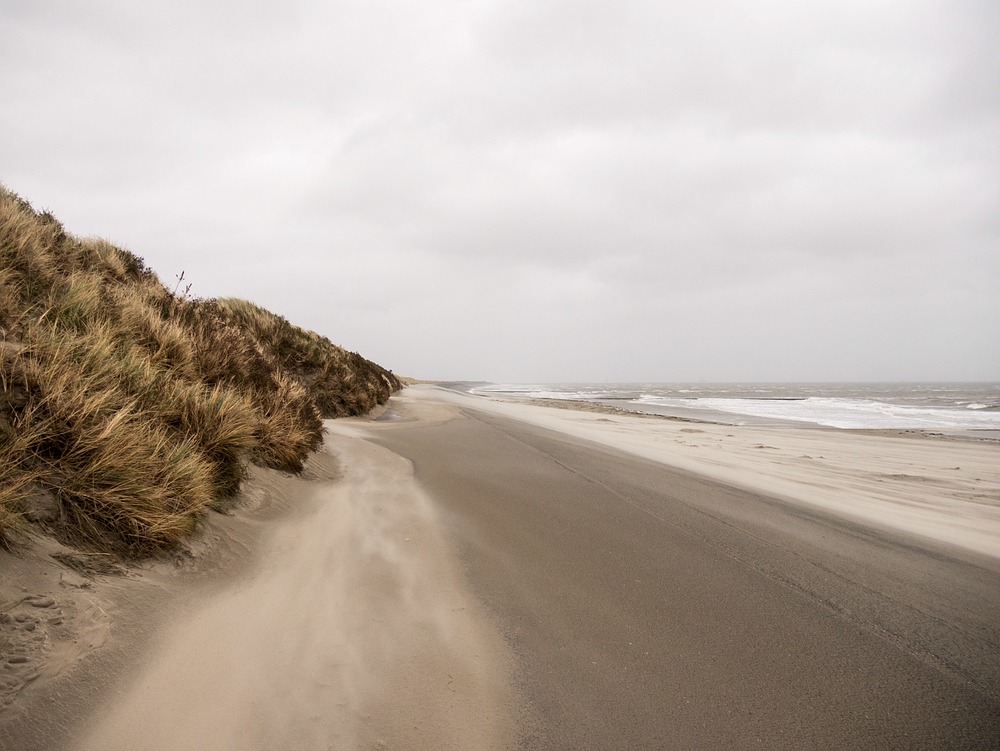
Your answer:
[72,426,514,751]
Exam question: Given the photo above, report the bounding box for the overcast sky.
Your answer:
[2,0,997,382]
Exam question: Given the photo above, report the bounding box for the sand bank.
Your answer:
[420,386,1000,558]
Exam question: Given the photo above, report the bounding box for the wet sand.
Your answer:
[369,386,1000,749]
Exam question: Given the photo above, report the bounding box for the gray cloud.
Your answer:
[2,0,997,381]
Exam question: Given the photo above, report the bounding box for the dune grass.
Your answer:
[216,297,401,418]
[0,185,400,556]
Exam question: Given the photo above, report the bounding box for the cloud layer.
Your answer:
[2,0,997,380]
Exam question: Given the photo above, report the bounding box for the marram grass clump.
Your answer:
[0,186,400,556]
[216,297,400,418]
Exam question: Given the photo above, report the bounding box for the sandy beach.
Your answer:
[2,384,999,749]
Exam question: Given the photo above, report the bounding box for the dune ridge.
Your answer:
[0,185,400,556]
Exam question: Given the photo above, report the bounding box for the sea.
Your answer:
[466,383,1000,432]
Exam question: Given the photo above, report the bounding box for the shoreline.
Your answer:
[432,386,1000,558]
[452,381,1000,438]
[480,392,1000,441]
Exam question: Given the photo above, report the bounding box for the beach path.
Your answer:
[71,421,516,751]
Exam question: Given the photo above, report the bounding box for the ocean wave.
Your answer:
[469,384,616,401]
[633,395,1000,430]
[469,383,1000,430]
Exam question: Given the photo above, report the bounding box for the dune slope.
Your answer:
[0,185,400,556]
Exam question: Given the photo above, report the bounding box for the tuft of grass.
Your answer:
[0,184,400,554]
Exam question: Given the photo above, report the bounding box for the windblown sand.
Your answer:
[1,415,515,751]
[70,425,514,751]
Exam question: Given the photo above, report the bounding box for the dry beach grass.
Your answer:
[0,185,400,557]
